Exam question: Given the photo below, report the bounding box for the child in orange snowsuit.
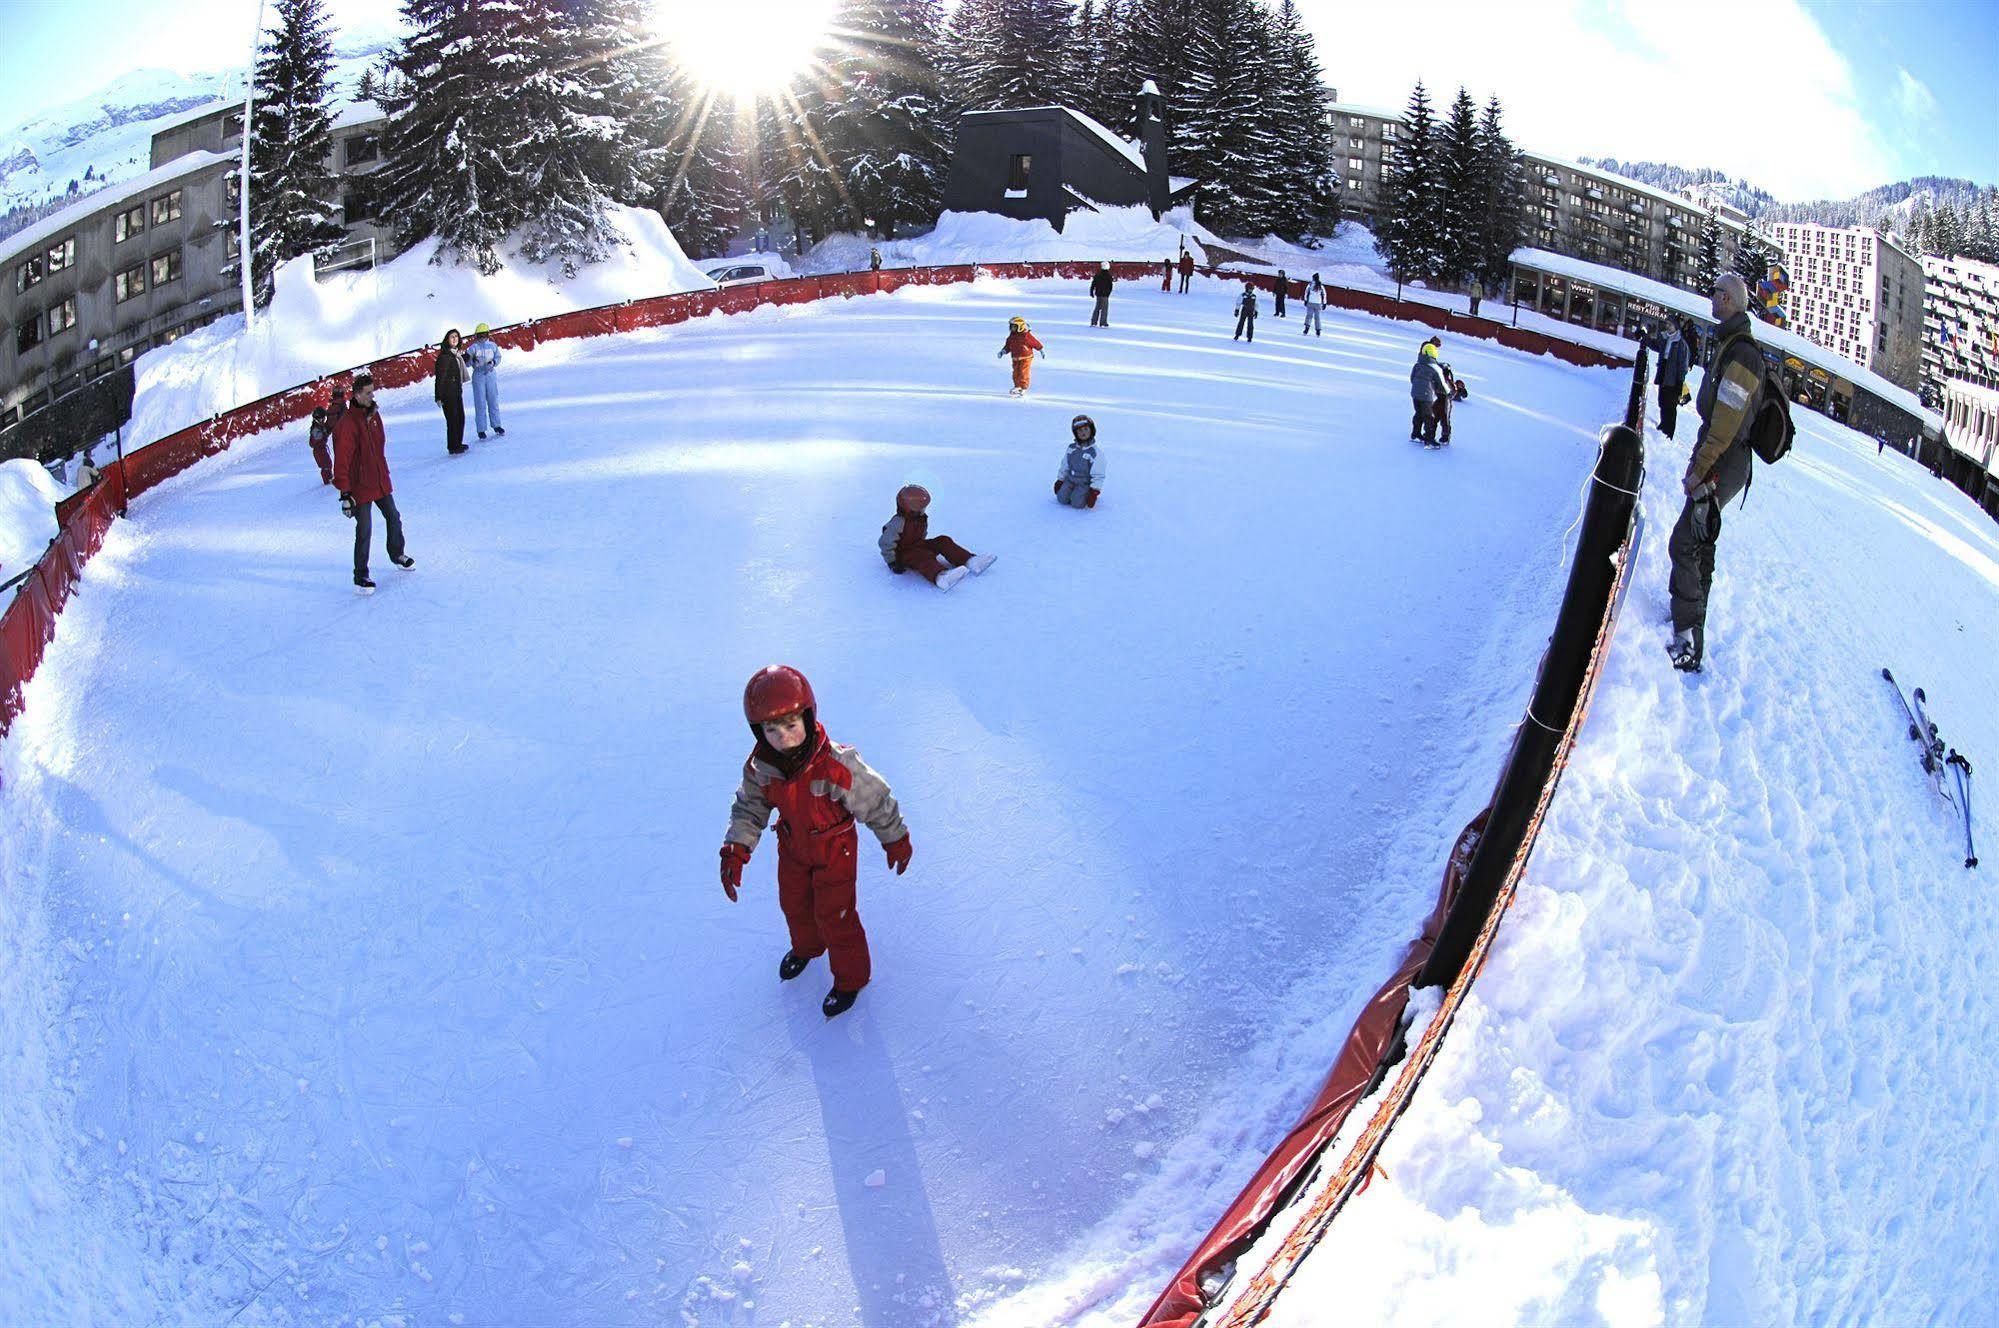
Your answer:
[998,317,1046,395]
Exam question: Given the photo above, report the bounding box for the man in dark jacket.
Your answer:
[1667,274,1764,671]
[1178,248,1195,293]
[1273,270,1288,318]
[1653,318,1694,438]
[1233,282,1257,342]
[333,373,414,591]
[1089,262,1115,327]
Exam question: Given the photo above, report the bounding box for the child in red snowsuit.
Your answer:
[307,406,335,485]
[877,484,995,591]
[720,666,911,1018]
[998,316,1045,395]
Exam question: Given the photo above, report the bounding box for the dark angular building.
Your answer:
[940,83,1196,232]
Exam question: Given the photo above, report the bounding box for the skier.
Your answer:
[1054,414,1105,508]
[1233,282,1257,342]
[434,328,470,455]
[878,484,995,591]
[1667,273,1768,672]
[1089,262,1115,327]
[1273,271,1288,318]
[720,665,911,1019]
[467,322,506,439]
[1410,338,1450,446]
[1178,248,1195,293]
[1654,317,1692,439]
[1160,258,1172,292]
[332,372,414,591]
[1302,275,1326,337]
[307,403,335,485]
[998,316,1046,397]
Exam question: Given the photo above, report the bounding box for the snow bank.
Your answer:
[799,205,1219,274]
[0,458,63,581]
[124,205,715,448]
[1288,397,1999,1323]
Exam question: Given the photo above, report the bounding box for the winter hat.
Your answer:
[352,372,375,390]
[1100,261,1110,271]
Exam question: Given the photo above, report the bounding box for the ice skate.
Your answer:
[937,565,970,591]
[967,552,996,575]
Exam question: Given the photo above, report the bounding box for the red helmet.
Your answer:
[897,484,930,513]
[744,665,815,724]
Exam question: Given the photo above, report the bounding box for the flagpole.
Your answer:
[241,0,265,330]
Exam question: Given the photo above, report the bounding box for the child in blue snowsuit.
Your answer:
[1054,414,1103,508]
[467,323,505,438]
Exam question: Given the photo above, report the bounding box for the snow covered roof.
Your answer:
[146,98,238,138]
[0,149,235,270]
[964,104,1149,175]
[1513,246,1943,430]
[331,99,386,132]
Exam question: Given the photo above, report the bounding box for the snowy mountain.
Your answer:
[1578,158,1777,216]
[1579,156,1993,234]
[0,37,391,241]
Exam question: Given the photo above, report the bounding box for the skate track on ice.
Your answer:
[1,277,1625,1326]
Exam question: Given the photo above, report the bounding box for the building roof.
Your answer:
[964,104,1149,175]
[147,98,239,137]
[1,149,236,272]
[1513,246,1944,431]
[331,99,386,132]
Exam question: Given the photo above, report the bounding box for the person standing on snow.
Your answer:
[332,372,414,591]
[1667,273,1768,673]
[1273,271,1288,318]
[1089,262,1115,327]
[1160,258,1173,292]
[1651,318,1692,439]
[433,328,470,455]
[467,323,506,440]
[721,666,911,1020]
[1468,277,1485,318]
[1178,248,1195,293]
[870,246,884,273]
[1410,338,1449,446]
[878,484,995,591]
[1302,275,1326,337]
[1233,282,1258,342]
[307,403,335,485]
[1054,414,1104,508]
[998,316,1046,396]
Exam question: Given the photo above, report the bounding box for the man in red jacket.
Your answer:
[331,372,414,591]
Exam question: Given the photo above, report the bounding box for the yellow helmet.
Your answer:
[474,322,491,334]
[1009,316,1027,331]
[1421,341,1440,358]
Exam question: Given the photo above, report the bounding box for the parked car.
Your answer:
[702,260,779,288]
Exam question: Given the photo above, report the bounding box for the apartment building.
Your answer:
[1329,101,1745,292]
[1,100,389,432]
[1766,222,1924,392]
[1921,252,1999,394]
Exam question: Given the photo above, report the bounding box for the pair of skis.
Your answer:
[1882,668,1978,868]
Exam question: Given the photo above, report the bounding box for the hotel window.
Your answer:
[14,252,43,293]
[1007,154,1031,191]
[151,189,182,225]
[225,230,241,263]
[1349,116,1366,129]
[224,111,244,139]
[116,203,146,242]
[1350,136,1363,149]
[227,172,241,206]
[345,133,380,167]
[47,236,76,274]
[151,250,182,286]
[1348,157,1363,171]
[16,315,44,354]
[1347,178,1363,191]
[46,296,76,337]
[115,262,146,301]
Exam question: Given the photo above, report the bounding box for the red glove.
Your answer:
[1053,480,1062,496]
[883,835,912,875]
[720,843,751,900]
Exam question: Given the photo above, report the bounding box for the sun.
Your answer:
[662,0,839,102]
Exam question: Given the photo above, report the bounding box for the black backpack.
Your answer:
[1719,333,1794,465]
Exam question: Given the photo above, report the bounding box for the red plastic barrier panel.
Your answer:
[761,278,828,308]
[492,324,537,352]
[618,292,699,331]
[0,583,50,730]
[530,307,619,345]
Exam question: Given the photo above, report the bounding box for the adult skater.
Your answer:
[1302,274,1326,336]
[1054,414,1104,508]
[1410,338,1450,446]
[1233,282,1257,342]
[721,666,911,1019]
[332,372,414,591]
[878,484,995,591]
[1653,317,1693,439]
[998,315,1046,397]
[434,328,469,455]
[307,402,335,484]
[1273,270,1288,318]
[467,323,506,439]
[1667,273,1770,673]
[1089,262,1115,327]
[1178,248,1195,293]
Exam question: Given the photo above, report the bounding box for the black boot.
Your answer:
[822,987,859,1018]
[353,573,375,593]
[1667,626,1703,673]
[779,951,809,981]
[392,554,414,569]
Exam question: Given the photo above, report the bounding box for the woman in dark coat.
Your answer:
[434,328,470,455]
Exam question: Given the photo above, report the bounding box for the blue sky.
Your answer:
[0,0,1992,202]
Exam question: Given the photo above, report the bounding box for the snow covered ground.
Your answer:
[0,456,64,582]
[1285,391,1999,1323]
[0,274,1626,1326]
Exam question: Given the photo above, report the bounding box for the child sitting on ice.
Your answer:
[878,484,995,592]
[998,316,1046,397]
[1053,414,1103,508]
[720,666,912,1019]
